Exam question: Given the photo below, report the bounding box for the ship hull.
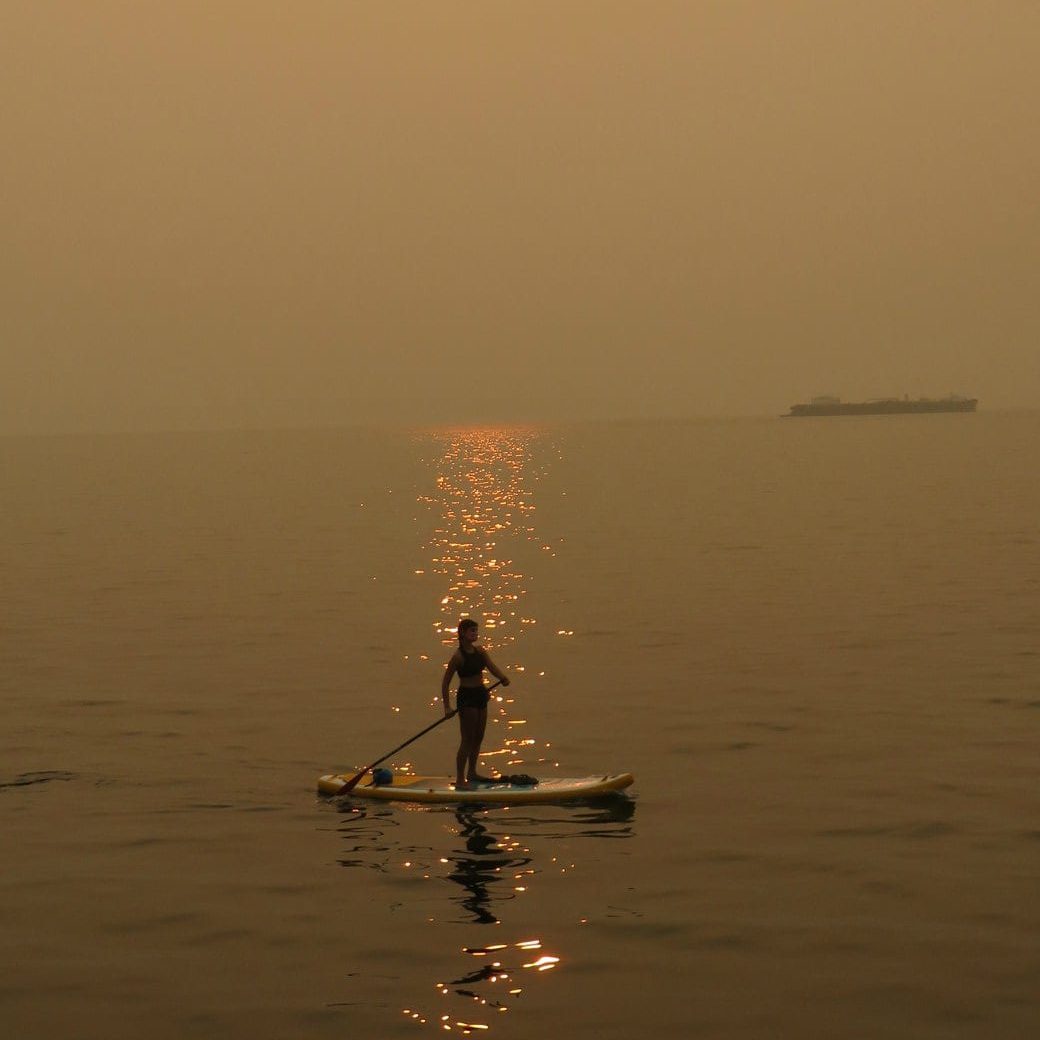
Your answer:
[787,398,977,417]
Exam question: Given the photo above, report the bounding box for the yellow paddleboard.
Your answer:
[317,772,634,804]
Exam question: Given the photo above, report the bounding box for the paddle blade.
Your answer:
[337,769,368,795]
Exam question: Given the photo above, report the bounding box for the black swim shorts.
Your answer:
[457,686,490,710]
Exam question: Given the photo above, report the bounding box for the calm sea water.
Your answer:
[2,414,1038,1039]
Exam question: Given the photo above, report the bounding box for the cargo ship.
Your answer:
[786,395,977,417]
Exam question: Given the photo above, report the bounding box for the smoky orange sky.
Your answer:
[3,2,1038,434]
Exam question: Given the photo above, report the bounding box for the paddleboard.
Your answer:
[317,772,634,804]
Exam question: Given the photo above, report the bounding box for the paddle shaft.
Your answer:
[339,680,503,795]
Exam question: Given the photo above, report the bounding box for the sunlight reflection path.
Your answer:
[329,426,635,1037]
[335,799,636,1037]
[414,426,556,773]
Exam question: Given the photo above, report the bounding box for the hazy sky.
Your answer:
[3,2,1038,433]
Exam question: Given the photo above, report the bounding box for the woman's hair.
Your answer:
[457,618,478,650]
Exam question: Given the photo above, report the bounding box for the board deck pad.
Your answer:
[317,772,634,804]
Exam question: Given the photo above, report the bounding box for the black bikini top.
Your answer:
[457,647,486,678]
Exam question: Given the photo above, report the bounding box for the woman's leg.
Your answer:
[466,708,490,781]
[456,707,481,787]
[455,711,470,787]
[456,707,490,787]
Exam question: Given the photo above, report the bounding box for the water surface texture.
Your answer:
[2,414,1038,1038]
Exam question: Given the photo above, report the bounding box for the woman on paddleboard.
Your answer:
[442,618,510,790]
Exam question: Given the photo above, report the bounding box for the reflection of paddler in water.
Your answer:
[441,619,511,790]
[448,807,530,926]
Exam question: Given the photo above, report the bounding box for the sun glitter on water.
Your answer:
[415,425,559,773]
[396,425,572,1035]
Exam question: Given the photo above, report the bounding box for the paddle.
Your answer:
[337,680,503,795]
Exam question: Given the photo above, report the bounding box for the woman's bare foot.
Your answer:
[466,774,497,784]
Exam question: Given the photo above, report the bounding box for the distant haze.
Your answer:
[3,2,1038,434]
